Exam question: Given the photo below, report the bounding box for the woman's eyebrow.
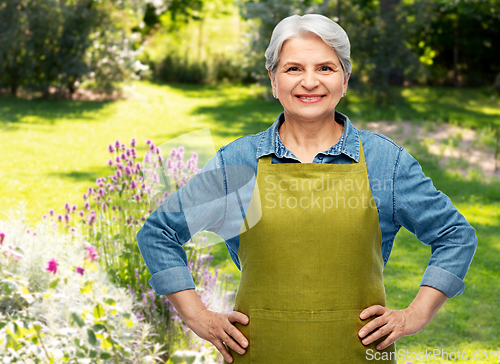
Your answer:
[282,61,340,68]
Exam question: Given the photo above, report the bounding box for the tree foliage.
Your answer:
[0,0,146,97]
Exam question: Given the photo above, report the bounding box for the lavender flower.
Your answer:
[0,232,4,245]
[130,138,136,147]
[49,209,55,216]
[75,267,84,275]
[108,159,113,166]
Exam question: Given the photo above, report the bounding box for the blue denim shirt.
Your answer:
[136,111,478,299]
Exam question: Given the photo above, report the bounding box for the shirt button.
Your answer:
[317,155,324,161]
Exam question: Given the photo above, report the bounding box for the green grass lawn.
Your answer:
[1,81,499,363]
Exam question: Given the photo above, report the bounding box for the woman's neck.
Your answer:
[278,113,344,163]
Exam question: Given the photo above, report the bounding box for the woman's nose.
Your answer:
[301,71,319,90]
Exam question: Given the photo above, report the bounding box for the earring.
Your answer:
[342,91,346,97]
[273,93,278,99]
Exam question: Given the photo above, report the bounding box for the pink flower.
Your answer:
[49,209,55,216]
[72,204,77,213]
[85,246,99,262]
[146,139,152,145]
[84,201,90,210]
[75,267,84,275]
[42,214,47,220]
[115,140,121,149]
[135,194,141,202]
[57,214,63,222]
[0,232,5,245]
[108,159,113,166]
[108,144,115,153]
[83,193,88,200]
[64,214,70,223]
[130,138,136,147]
[78,210,84,217]
[46,258,58,274]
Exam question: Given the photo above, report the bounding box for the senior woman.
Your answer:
[136,14,477,364]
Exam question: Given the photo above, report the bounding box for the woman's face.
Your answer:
[269,34,350,125]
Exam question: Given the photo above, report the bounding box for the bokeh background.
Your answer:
[0,0,499,363]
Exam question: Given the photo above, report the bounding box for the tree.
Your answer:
[0,0,146,97]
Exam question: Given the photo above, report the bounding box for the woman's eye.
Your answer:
[286,67,299,72]
[321,66,333,72]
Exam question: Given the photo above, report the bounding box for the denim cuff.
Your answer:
[420,265,465,299]
[149,266,196,296]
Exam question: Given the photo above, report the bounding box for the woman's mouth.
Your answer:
[295,95,325,103]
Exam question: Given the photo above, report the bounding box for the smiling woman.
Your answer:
[136,13,478,364]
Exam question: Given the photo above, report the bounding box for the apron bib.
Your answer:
[224,141,396,363]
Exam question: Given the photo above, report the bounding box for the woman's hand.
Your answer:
[187,308,249,363]
[358,286,448,350]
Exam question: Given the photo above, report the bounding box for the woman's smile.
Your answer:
[295,94,326,103]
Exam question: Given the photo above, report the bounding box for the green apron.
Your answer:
[224,140,396,363]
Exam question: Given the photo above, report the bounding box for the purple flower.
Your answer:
[97,188,107,197]
[49,209,55,216]
[87,215,95,226]
[146,139,152,145]
[87,187,95,196]
[57,214,63,222]
[120,153,126,160]
[115,156,120,163]
[84,201,90,210]
[108,159,113,166]
[134,194,141,202]
[46,258,58,274]
[72,204,77,213]
[121,143,126,151]
[0,232,5,245]
[130,138,136,147]
[115,140,121,149]
[64,202,70,211]
[108,144,115,153]
[42,214,47,220]
[130,180,137,189]
[78,210,84,217]
[124,166,131,175]
[64,214,70,223]
[115,170,122,178]
[101,202,107,211]
[85,246,99,262]
[75,267,84,275]
[83,193,88,200]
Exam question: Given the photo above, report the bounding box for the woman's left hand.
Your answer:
[358,286,449,350]
[357,305,427,350]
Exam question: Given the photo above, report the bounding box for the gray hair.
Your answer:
[265,14,351,79]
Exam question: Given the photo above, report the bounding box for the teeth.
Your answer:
[298,96,322,99]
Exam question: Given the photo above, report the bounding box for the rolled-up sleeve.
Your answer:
[393,148,478,298]
[136,152,226,295]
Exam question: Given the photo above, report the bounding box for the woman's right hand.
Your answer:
[187,308,249,363]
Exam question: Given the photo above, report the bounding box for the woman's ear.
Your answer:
[268,68,277,95]
[343,72,351,91]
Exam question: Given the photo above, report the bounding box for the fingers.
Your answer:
[227,311,249,348]
[359,308,407,350]
[360,305,386,320]
[214,312,250,363]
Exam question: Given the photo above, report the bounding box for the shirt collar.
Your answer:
[256,110,360,162]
